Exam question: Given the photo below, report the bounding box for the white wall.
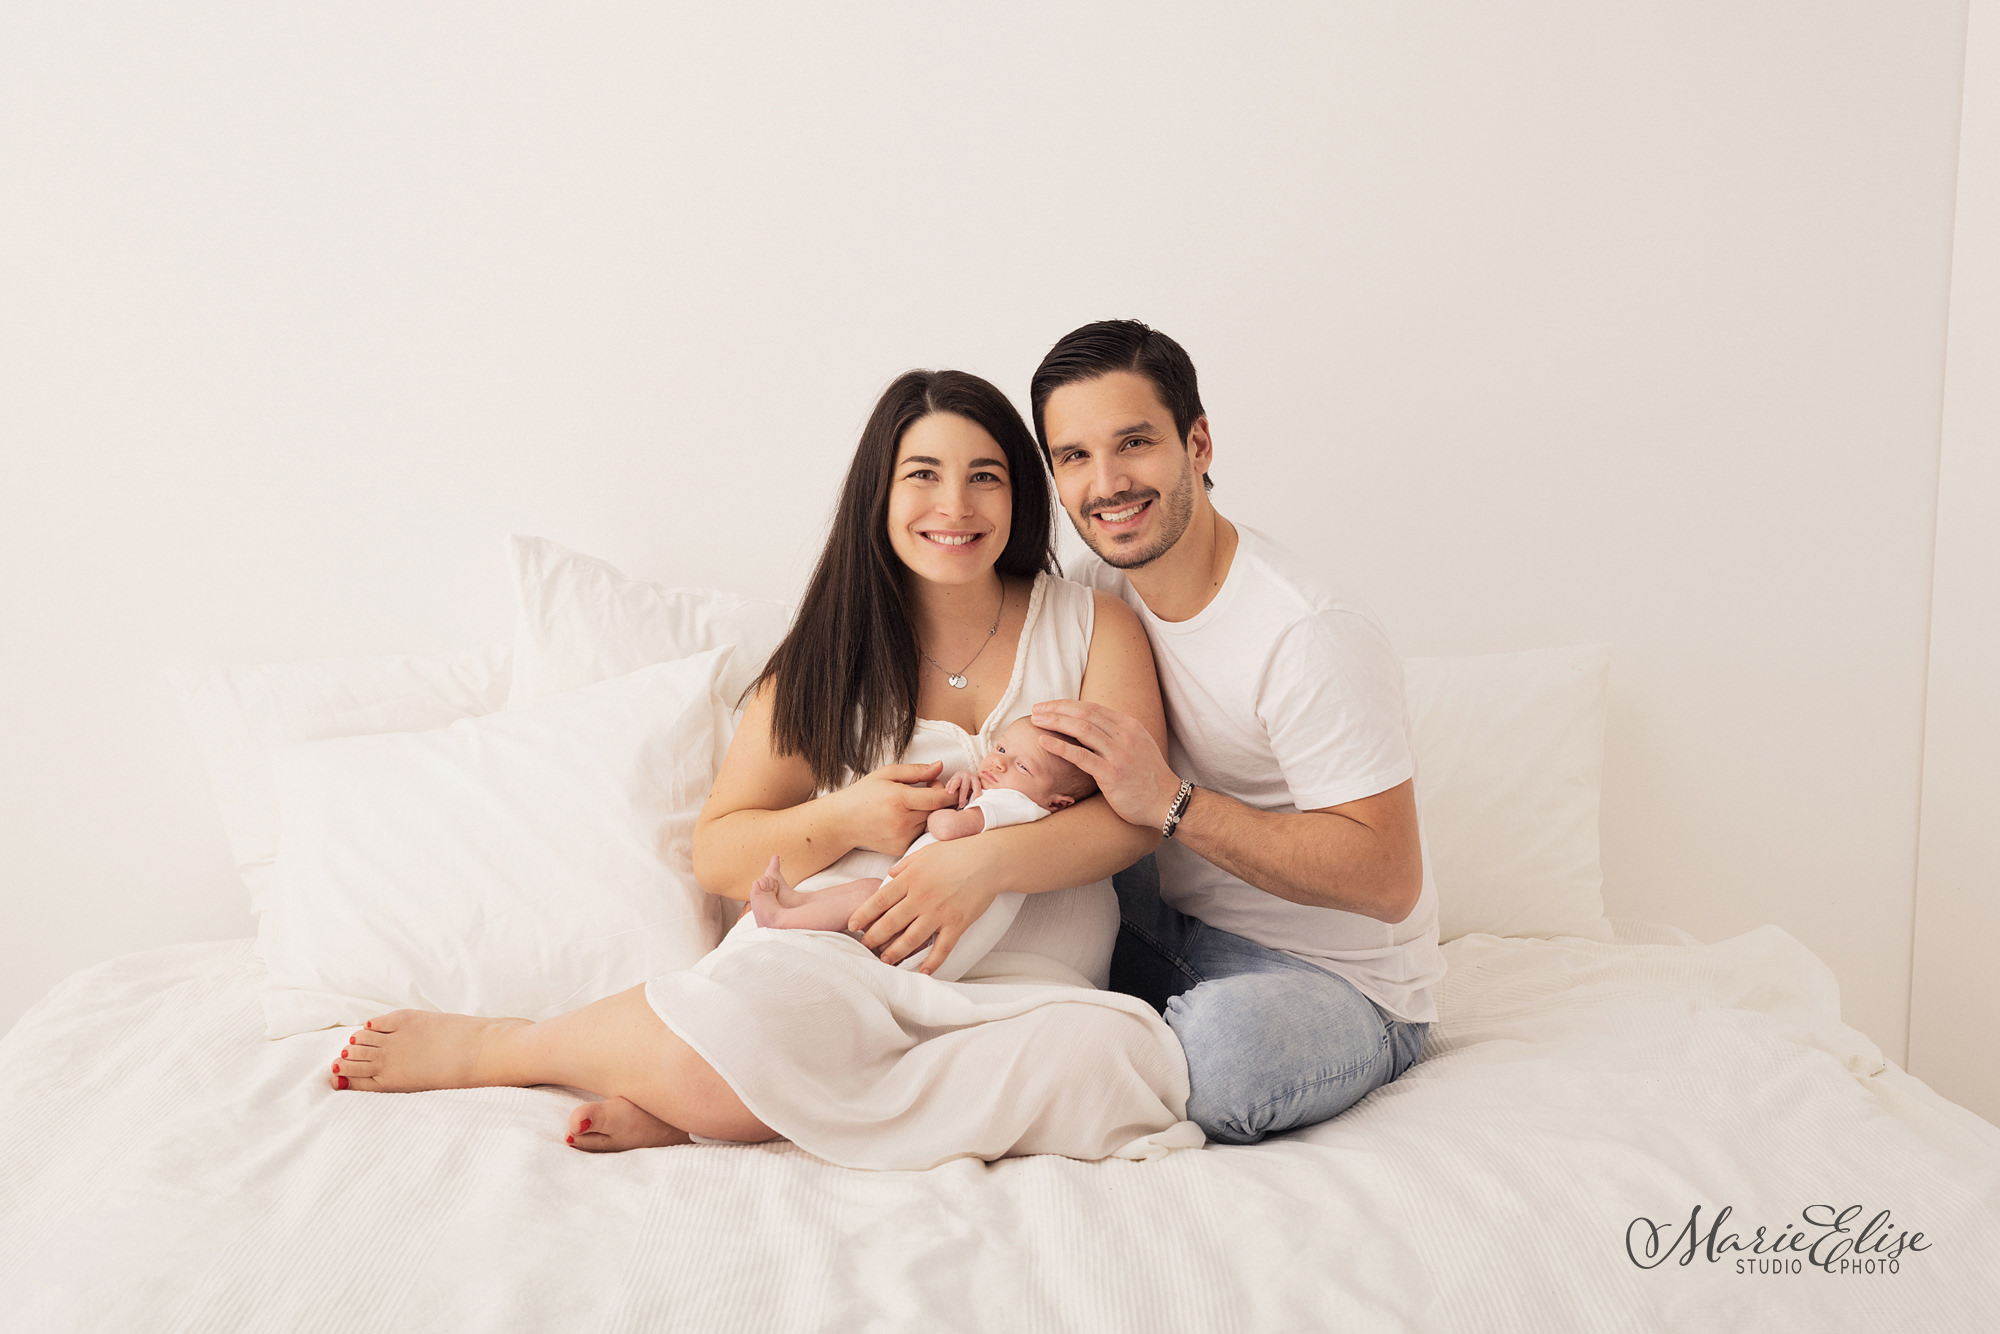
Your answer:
[1911,0,1999,1122]
[0,3,1971,1072]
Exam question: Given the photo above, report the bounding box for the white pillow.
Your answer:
[167,646,513,913]
[1404,644,1613,942]
[257,650,734,1038]
[507,534,792,715]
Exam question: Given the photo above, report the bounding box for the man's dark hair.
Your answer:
[1029,319,1213,492]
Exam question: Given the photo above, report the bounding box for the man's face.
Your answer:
[1043,371,1207,570]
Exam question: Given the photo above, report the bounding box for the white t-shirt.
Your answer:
[1074,525,1445,1022]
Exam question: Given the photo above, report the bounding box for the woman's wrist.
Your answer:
[815,784,867,859]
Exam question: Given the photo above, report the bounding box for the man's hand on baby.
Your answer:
[1031,698,1182,832]
[943,769,984,809]
[840,761,959,854]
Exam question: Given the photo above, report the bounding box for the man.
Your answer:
[1027,320,1443,1144]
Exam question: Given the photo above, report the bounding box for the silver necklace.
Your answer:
[921,585,1005,689]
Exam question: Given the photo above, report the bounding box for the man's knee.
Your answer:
[1165,978,1292,1142]
[1164,974,1396,1144]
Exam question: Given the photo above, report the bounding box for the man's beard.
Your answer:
[1082,460,1197,571]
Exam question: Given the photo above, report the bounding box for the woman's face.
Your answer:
[886,412,1013,588]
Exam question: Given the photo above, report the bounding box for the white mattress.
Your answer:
[1,924,1995,1332]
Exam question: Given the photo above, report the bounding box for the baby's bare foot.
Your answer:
[328,1010,531,1092]
[566,1096,693,1153]
[749,854,793,928]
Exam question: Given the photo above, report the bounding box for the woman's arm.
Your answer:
[692,681,957,901]
[852,592,1167,968]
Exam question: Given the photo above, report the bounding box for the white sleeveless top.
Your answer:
[645,573,1198,1168]
[889,572,1119,985]
[718,572,1120,986]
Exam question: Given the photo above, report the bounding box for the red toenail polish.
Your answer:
[341,1048,349,1059]
[566,1135,575,1145]
[336,1076,349,1090]
[331,1062,340,1074]
[580,1119,592,1132]
[366,1021,373,1030]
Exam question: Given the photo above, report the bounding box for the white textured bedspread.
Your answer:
[1,925,1995,1332]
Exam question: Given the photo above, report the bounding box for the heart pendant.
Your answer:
[948,674,968,689]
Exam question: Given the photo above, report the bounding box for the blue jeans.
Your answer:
[1111,855,1430,1145]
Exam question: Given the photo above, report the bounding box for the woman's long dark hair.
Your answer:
[759,369,1058,791]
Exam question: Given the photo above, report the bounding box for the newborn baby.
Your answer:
[749,716,1098,981]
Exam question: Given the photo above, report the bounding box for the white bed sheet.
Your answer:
[1,925,1994,1332]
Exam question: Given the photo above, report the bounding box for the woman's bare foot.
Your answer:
[565,1095,693,1152]
[328,1010,531,1092]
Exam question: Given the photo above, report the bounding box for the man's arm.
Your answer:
[1169,780,1422,923]
[1030,700,1423,925]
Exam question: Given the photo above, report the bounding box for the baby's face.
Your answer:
[977,719,1075,810]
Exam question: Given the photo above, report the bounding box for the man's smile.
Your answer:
[1088,494,1157,532]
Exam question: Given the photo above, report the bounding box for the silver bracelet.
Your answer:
[1161,779,1195,840]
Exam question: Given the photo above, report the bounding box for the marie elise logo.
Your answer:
[1626,1205,1929,1276]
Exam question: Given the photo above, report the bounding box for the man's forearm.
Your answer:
[1171,785,1421,923]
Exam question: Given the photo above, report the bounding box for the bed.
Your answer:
[4,536,1995,1332]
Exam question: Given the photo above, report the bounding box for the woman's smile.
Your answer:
[887,410,1013,583]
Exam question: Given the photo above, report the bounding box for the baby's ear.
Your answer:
[1048,793,1075,810]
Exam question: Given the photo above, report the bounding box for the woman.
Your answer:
[329,370,1193,1167]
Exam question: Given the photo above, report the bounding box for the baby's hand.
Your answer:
[943,769,983,810]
